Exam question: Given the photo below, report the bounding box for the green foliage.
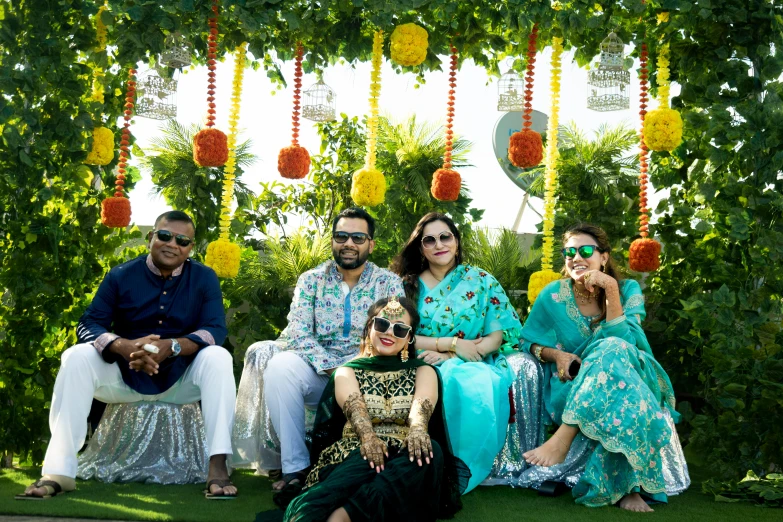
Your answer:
[703,471,783,507]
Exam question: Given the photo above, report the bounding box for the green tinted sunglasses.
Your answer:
[561,245,605,259]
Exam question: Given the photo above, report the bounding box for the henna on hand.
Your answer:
[344,392,387,470]
[405,397,434,465]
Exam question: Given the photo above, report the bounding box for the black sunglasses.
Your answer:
[421,231,455,249]
[373,317,413,339]
[561,245,604,259]
[152,229,193,247]
[333,231,371,245]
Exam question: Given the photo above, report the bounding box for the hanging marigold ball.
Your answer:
[85,127,115,166]
[431,168,461,202]
[101,197,131,228]
[193,128,229,167]
[205,238,241,278]
[629,237,662,272]
[643,108,683,152]
[390,23,429,67]
[508,130,544,168]
[278,145,311,179]
[528,270,560,304]
[351,167,386,207]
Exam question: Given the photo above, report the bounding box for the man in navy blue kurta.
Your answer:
[20,211,238,499]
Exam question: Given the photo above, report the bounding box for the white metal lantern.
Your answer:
[497,69,525,111]
[135,69,178,120]
[160,33,192,69]
[587,32,630,112]
[302,80,336,122]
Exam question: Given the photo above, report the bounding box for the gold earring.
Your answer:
[400,348,409,362]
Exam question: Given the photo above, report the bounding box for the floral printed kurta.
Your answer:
[279,261,404,373]
[521,278,678,506]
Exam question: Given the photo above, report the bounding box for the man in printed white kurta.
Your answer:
[232,208,403,489]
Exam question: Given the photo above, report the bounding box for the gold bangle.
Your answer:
[533,344,545,363]
[449,336,458,353]
[435,337,440,352]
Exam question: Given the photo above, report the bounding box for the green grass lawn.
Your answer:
[0,467,778,522]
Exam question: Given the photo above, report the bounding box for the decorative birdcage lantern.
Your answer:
[497,69,525,111]
[160,32,192,69]
[134,68,178,120]
[302,80,336,122]
[587,32,630,112]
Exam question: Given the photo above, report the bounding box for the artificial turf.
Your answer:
[0,467,778,522]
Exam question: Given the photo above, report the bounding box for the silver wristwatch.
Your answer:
[168,338,181,358]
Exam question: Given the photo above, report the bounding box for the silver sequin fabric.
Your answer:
[77,402,208,484]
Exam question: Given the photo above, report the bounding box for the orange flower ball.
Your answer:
[508,130,544,168]
[101,197,131,228]
[278,145,311,179]
[629,237,662,272]
[193,128,229,167]
[431,168,461,201]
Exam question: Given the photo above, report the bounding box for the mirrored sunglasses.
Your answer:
[421,231,455,249]
[373,316,413,339]
[153,229,193,247]
[561,245,604,259]
[333,231,371,245]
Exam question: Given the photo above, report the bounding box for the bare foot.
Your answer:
[618,493,654,512]
[522,435,569,467]
[207,455,237,496]
[327,507,351,522]
[271,477,301,491]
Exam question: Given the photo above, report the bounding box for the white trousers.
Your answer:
[263,352,329,474]
[43,343,236,478]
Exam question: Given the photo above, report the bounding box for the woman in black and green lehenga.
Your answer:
[260,296,469,522]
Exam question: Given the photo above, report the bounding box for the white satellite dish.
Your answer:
[492,110,548,191]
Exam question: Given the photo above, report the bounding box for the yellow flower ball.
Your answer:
[205,238,241,278]
[528,270,561,304]
[390,23,428,67]
[351,167,386,207]
[644,108,683,151]
[85,126,114,166]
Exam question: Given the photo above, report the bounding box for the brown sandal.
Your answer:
[204,478,237,500]
[15,479,63,500]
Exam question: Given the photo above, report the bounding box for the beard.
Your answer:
[333,245,369,270]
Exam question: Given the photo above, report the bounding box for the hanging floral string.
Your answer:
[278,43,311,179]
[206,43,247,278]
[390,23,428,67]
[643,12,682,152]
[193,0,228,167]
[101,67,135,228]
[528,36,563,304]
[90,3,108,104]
[351,30,386,207]
[508,24,543,168]
[630,42,661,272]
[431,43,461,201]
[85,4,113,166]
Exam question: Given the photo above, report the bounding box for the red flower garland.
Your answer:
[630,43,662,272]
[193,0,228,167]
[432,45,461,201]
[509,24,543,168]
[101,67,136,228]
[278,43,310,179]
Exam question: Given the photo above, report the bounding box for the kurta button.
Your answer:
[158,320,163,324]
[160,306,164,309]
[163,291,167,295]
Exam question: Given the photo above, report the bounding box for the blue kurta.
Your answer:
[77,255,227,394]
[416,264,520,493]
[521,278,678,506]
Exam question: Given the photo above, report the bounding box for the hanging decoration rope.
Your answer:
[508,24,543,169]
[85,5,113,166]
[278,43,311,179]
[193,0,228,167]
[643,13,683,152]
[101,67,135,228]
[90,3,108,104]
[206,43,247,278]
[390,23,428,67]
[528,36,564,304]
[431,43,461,201]
[351,30,386,207]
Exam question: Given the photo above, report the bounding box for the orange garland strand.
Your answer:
[443,44,458,169]
[116,68,137,197]
[291,43,303,146]
[522,24,538,133]
[205,0,219,128]
[638,44,650,237]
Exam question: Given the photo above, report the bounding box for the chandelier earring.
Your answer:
[400,347,409,362]
[601,263,606,272]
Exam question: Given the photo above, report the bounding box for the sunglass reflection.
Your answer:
[153,230,193,247]
[372,316,412,339]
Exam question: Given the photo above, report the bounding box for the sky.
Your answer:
[126,43,671,233]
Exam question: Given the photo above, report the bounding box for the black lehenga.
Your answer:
[256,356,469,522]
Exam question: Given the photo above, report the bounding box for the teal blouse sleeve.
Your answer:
[479,271,523,350]
[519,280,560,354]
[596,279,647,347]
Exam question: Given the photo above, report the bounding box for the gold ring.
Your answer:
[558,368,565,377]
[584,273,591,282]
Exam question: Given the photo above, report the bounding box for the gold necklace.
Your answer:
[573,285,596,303]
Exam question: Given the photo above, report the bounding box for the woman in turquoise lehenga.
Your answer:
[390,213,522,493]
[519,223,686,511]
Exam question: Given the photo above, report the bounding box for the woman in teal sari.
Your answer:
[390,212,524,493]
[518,223,688,511]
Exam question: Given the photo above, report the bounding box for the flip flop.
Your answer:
[271,469,308,491]
[15,479,63,500]
[204,478,237,500]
